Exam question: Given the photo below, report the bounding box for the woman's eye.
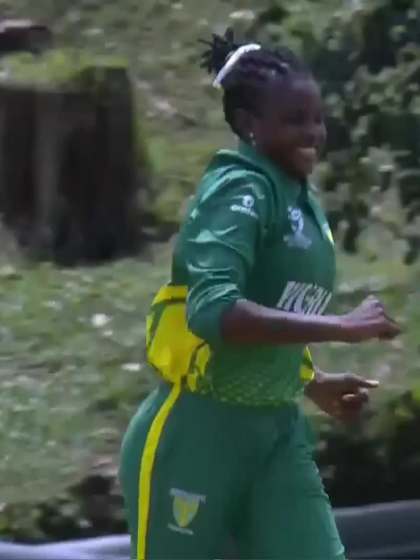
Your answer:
[285,112,305,125]
[285,112,325,126]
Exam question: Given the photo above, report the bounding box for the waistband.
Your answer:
[158,379,299,420]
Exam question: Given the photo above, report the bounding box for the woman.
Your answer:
[120,30,400,560]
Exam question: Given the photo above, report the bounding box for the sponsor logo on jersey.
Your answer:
[277,281,332,315]
[230,194,258,219]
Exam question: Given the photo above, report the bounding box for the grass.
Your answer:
[0,0,418,535]
[0,243,171,504]
[0,225,418,507]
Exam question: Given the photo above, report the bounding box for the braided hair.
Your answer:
[199,28,310,138]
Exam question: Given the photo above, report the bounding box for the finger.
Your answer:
[358,295,376,309]
[342,374,379,390]
[356,378,379,389]
[341,390,369,405]
[373,298,385,310]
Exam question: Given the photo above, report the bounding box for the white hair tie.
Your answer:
[213,43,261,89]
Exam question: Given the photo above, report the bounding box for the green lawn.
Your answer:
[0,225,418,507]
[0,242,170,505]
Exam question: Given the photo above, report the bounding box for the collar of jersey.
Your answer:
[237,140,307,200]
[236,141,330,239]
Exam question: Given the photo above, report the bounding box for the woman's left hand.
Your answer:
[305,371,379,423]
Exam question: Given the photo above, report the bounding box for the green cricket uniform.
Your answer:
[119,141,345,559]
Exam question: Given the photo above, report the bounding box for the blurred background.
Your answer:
[0,0,419,544]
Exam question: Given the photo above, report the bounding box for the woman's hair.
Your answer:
[199,28,310,137]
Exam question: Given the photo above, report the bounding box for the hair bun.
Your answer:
[199,27,240,76]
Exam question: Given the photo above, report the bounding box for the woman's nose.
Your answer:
[303,122,325,146]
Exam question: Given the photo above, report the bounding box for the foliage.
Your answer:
[302,0,420,262]
[0,49,127,88]
[310,257,420,507]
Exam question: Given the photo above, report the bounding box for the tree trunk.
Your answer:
[0,65,149,264]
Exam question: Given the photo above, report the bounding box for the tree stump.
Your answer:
[0,64,149,264]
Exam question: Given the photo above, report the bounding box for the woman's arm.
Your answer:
[222,297,400,345]
[183,177,400,346]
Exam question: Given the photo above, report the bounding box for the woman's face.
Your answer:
[252,76,326,181]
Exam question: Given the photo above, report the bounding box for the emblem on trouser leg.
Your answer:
[168,488,206,535]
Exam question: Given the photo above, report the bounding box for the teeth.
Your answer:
[297,147,317,157]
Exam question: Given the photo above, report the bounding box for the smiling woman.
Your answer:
[119,28,400,560]
[201,28,326,180]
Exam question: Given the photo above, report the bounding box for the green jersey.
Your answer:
[146,141,336,406]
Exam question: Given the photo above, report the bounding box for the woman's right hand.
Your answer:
[339,296,401,343]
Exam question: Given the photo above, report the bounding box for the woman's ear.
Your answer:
[234,108,257,143]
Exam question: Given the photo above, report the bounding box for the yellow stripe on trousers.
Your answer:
[137,383,181,560]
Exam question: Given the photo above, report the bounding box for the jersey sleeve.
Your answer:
[184,175,271,345]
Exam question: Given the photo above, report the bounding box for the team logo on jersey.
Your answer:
[168,488,206,536]
[230,193,258,219]
[283,206,312,249]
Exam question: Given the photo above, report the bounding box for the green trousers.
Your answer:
[119,382,345,560]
